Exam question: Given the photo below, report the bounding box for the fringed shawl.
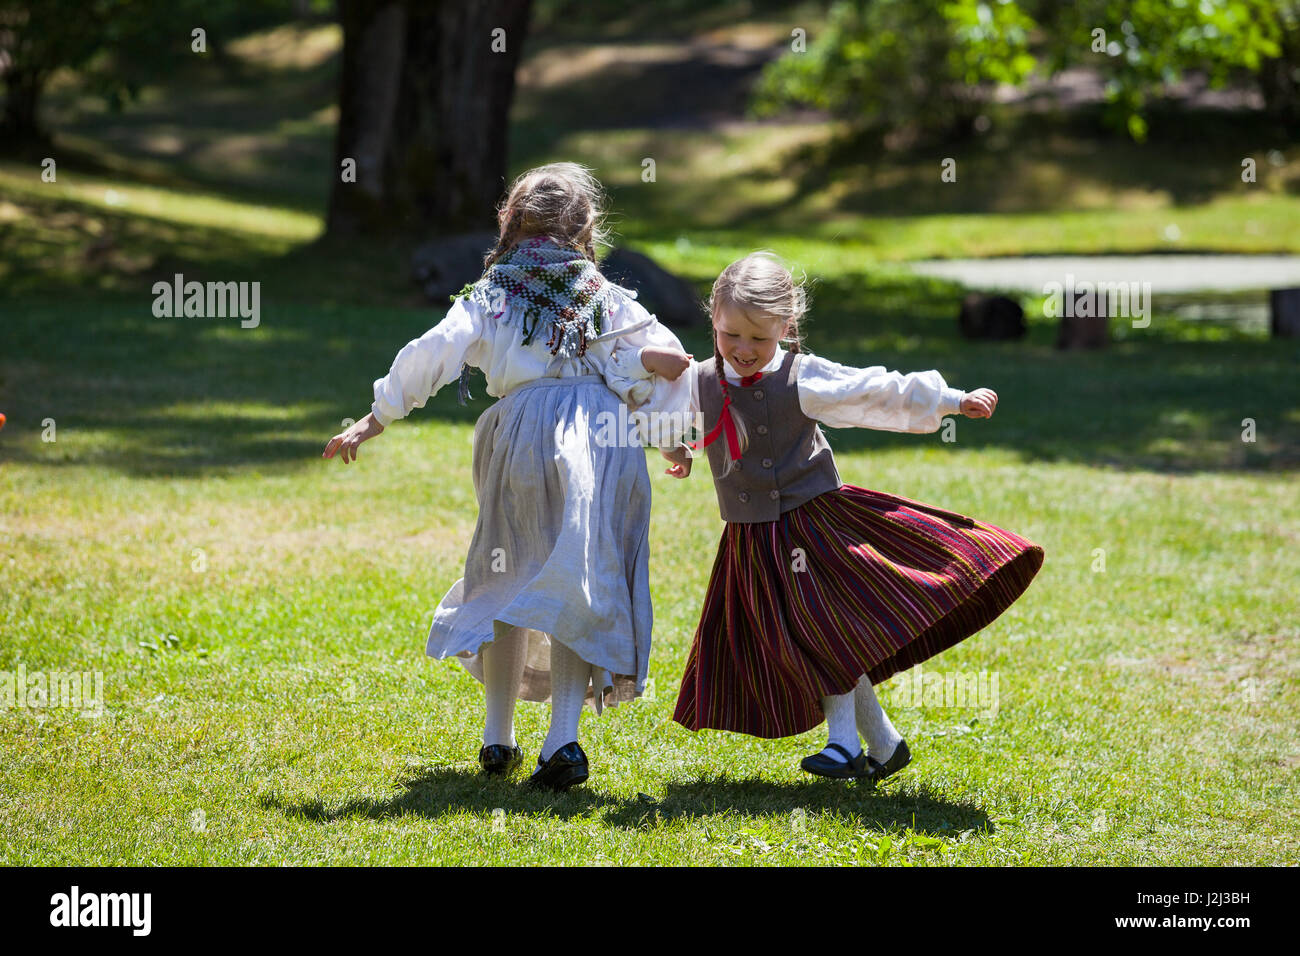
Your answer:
[452,236,628,403]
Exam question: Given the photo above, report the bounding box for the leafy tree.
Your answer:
[1029,0,1289,140]
[755,0,1294,142]
[754,0,1037,141]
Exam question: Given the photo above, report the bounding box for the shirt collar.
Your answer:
[721,346,785,384]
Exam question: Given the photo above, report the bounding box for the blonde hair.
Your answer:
[707,251,809,474]
[484,162,609,269]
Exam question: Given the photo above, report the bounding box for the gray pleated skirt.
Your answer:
[426,374,653,711]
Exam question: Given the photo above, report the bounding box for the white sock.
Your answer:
[854,674,903,761]
[541,638,589,761]
[820,690,861,762]
[481,624,526,748]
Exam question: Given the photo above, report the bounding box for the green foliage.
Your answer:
[754,0,1037,139]
[756,0,1294,142]
[1031,0,1289,141]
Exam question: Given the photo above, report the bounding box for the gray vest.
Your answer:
[698,351,842,523]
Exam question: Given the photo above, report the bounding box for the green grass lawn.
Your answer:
[1,17,1298,866]
[2,271,1296,864]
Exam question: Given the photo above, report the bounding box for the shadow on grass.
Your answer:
[39,26,341,216]
[261,766,624,822]
[603,775,993,837]
[261,766,991,838]
[729,103,1297,225]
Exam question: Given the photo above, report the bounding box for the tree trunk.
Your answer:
[0,65,50,154]
[327,0,532,238]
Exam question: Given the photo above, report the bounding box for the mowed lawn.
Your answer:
[2,247,1297,864]
[2,16,1298,866]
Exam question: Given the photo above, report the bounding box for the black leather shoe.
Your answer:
[479,743,523,776]
[866,739,911,783]
[527,741,589,791]
[800,743,870,779]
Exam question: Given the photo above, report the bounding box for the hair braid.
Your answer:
[714,346,729,402]
[710,342,747,476]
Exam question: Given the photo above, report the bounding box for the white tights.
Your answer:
[540,638,590,761]
[818,674,904,763]
[481,624,527,748]
[481,625,592,761]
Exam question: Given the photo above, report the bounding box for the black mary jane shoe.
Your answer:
[866,739,911,784]
[527,741,589,791]
[479,743,523,776]
[800,742,870,780]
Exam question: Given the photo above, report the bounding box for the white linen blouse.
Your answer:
[369,290,691,441]
[678,347,967,434]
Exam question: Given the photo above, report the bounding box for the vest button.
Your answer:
[768,489,780,500]
[757,424,768,435]
[753,389,765,400]
[738,491,750,503]
[761,458,773,468]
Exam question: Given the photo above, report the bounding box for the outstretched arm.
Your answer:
[369,296,483,427]
[797,354,968,433]
[323,297,482,464]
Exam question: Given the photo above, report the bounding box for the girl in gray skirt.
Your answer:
[323,163,693,790]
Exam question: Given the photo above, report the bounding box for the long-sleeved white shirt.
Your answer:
[676,347,966,434]
[370,291,692,438]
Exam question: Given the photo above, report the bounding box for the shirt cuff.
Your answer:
[371,402,396,428]
[940,387,965,417]
[610,346,656,381]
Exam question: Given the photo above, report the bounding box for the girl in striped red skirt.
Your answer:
[660,252,1044,782]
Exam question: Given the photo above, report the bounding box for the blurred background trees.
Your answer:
[0,0,297,151]
[755,0,1299,143]
[1,0,1296,242]
[326,0,533,238]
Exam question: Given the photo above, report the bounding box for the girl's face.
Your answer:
[714,302,785,375]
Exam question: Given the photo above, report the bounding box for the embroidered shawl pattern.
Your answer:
[451,236,624,403]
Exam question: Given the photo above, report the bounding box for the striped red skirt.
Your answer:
[672,484,1044,738]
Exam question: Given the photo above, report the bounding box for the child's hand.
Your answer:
[641,347,693,381]
[960,388,998,419]
[662,445,693,478]
[323,413,385,464]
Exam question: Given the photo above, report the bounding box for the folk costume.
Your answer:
[669,348,1044,747]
